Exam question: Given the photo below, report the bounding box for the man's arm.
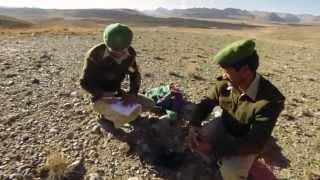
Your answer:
[189,84,220,126]
[80,52,104,100]
[189,98,216,126]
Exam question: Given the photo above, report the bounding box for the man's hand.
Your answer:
[188,126,212,155]
[122,94,137,106]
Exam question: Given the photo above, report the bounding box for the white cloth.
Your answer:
[92,94,155,128]
[93,98,141,128]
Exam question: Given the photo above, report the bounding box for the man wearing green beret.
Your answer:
[188,39,285,180]
[80,23,155,126]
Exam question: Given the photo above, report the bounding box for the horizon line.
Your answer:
[0,5,318,16]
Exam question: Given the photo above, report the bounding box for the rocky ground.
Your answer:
[0,28,319,179]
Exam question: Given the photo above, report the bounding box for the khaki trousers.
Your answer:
[219,154,256,180]
[201,119,256,180]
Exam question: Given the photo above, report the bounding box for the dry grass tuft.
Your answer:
[45,150,70,180]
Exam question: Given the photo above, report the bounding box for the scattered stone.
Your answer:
[91,125,101,134]
[169,71,184,78]
[8,173,24,180]
[49,128,59,134]
[301,110,314,117]
[89,150,98,158]
[281,112,295,121]
[63,103,73,109]
[296,110,314,118]
[0,132,8,141]
[70,91,78,97]
[128,177,140,180]
[17,165,27,173]
[144,73,153,78]
[154,56,164,60]
[66,132,74,139]
[105,132,113,141]
[197,54,206,58]
[74,102,81,107]
[307,78,316,82]
[86,173,103,180]
[31,78,40,84]
[40,51,51,60]
[291,98,304,104]
[118,142,130,154]
[4,113,20,124]
[67,159,82,172]
[22,134,29,142]
[74,108,85,115]
[5,73,17,78]
[25,100,32,106]
[7,81,14,86]
[23,175,33,180]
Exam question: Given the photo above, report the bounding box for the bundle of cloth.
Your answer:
[144,83,185,122]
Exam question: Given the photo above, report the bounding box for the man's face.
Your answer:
[110,48,128,59]
[220,66,246,87]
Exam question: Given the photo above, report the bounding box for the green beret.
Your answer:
[213,39,256,65]
[103,23,133,49]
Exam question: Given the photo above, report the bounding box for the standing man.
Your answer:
[80,23,154,126]
[189,39,285,180]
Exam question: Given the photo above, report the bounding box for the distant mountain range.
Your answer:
[0,7,146,20]
[143,7,320,24]
[0,7,319,26]
[0,14,31,27]
[0,7,262,30]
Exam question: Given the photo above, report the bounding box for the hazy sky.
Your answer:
[0,0,319,15]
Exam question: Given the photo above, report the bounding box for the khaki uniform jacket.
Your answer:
[191,75,285,157]
[80,43,141,100]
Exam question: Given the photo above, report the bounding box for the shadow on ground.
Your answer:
[261,137,291,169]
[97,114,218,180]
[98,115,290,180]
